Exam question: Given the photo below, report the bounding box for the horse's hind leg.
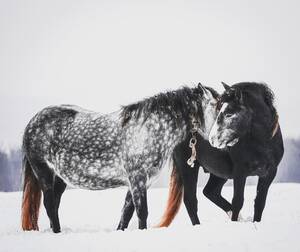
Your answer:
[203,174,231,213]
[54,176,66,211]
[254,168,277,222]
[117,190,135,230]
[128,175,148,229]
[51,176,66,229]
[30,160,61,233]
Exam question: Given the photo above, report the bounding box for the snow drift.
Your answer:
[0,184,299,252]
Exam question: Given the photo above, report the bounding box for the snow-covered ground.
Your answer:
[0,183,299,252]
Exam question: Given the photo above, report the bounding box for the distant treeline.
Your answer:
[0,148,22,192]
[0,138,299,191]
[276,138,300,183]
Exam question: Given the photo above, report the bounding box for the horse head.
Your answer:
[208,82,252,149]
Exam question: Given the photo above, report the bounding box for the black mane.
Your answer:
[233,82,277,118]
[220,82,278,138]
[121,85,214,127]
[234,82,275,103]
[220,82,277,117]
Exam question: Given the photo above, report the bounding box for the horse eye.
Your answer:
[225,113,234,118]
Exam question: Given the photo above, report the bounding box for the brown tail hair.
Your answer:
[157,161,183,227]
[21,157,41,231]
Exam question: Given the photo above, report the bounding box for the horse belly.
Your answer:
[49,159,128,190]
[201,159,233,179]
[203,165,233,179]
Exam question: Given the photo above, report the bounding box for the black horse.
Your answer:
[155,82,284,227]
[21,83,219,233]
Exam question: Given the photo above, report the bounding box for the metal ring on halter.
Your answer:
[189,137,197,147]
[187,157,195,167]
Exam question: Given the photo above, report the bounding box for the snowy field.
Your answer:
[0,183,299,252]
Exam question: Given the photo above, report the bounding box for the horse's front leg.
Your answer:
[203,174,231,214]
[128,175,148,229]
[117,190,135,230]
[231,175,246,221]
[254,168,277,222]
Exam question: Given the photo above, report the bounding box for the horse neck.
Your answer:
[251,109,277,142]
[243,121,271,147]
[138,111,190,144]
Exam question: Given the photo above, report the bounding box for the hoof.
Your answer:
[52,227,61,233]
[226,211,243,221]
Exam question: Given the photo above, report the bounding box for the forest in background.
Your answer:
[0,148,22,192]
[0,138,299,192]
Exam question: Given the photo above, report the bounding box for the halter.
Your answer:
[271,115,279,139]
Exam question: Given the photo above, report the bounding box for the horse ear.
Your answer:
[197,83,214,100]
[197,82,206,93]
[197,82,207,96]
[205,87,214,99]
[221,82,231,91]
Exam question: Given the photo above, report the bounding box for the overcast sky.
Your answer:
[0,0,299,148]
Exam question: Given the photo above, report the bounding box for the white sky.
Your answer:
[0,0,299,148]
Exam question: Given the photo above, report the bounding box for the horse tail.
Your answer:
[21,156,41,231]
[157,160,183,227]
